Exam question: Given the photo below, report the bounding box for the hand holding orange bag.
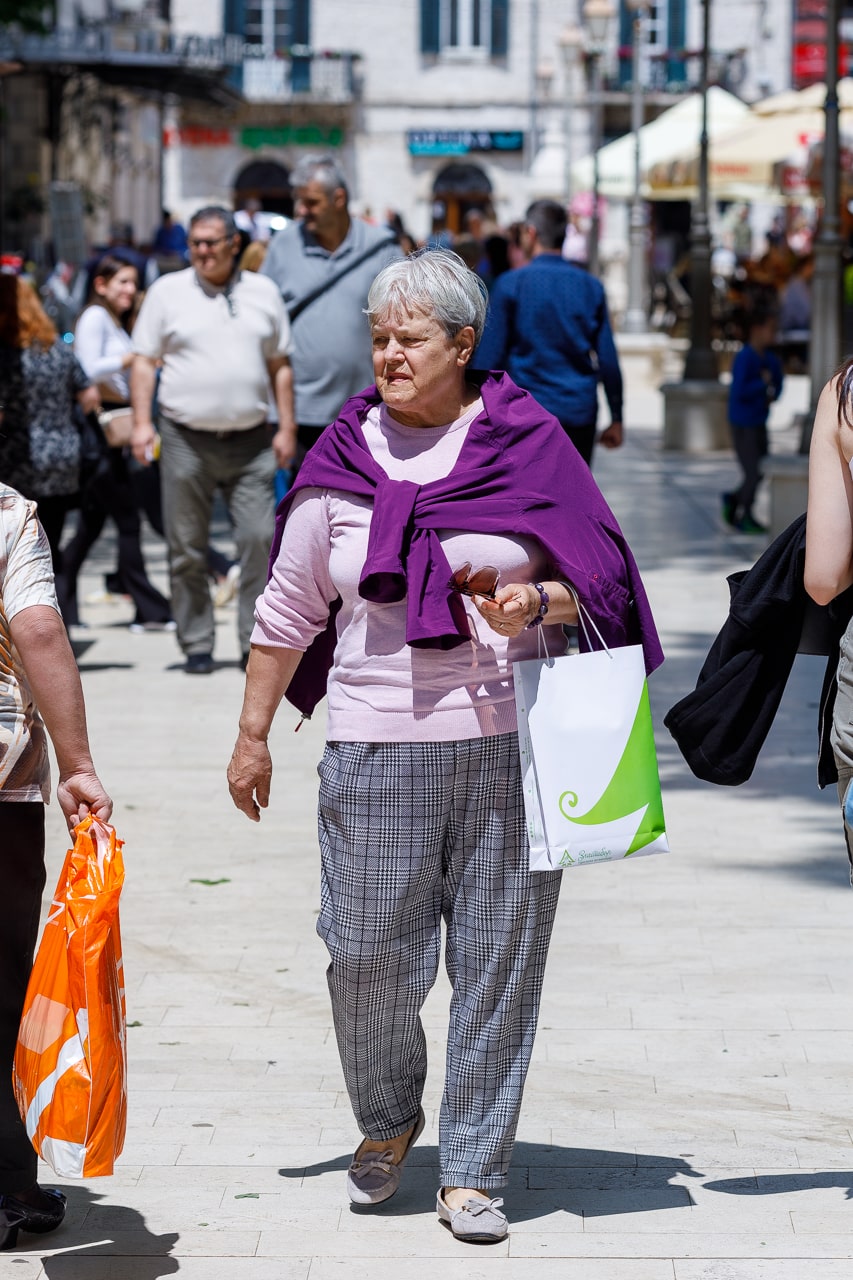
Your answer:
[13,817,127,1178]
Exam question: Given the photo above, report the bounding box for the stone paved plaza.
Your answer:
[7,371,853,1279]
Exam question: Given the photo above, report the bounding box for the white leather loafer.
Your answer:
[346,1107,425,1206]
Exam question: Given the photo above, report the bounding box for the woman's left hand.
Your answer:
[474,583,543,638]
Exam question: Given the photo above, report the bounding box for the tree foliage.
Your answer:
[0,1,55,34]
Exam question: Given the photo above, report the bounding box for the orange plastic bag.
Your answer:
[13,816,127,1178]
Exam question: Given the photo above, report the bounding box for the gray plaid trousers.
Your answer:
[316,733,562,1188]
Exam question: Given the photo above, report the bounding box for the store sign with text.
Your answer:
[407,130,524,156]
[792,0,853,86]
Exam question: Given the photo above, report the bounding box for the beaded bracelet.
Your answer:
[526,582,550,628]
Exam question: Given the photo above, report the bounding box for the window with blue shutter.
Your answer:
[421,0,441,53]
[224,0,245,36]
[666,0,686,86]
[292,0,310,43]
[490,0,508,56]
[422,0,508,58]
[618,1,632,87]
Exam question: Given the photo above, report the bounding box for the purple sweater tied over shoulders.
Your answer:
[269,371,663,717]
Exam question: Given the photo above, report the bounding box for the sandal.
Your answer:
[346,1107,425,1205]
[436,1186,508,1243]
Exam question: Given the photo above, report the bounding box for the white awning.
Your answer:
[570,85,751,200]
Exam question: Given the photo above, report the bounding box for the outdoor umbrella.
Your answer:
[570,85,750,200]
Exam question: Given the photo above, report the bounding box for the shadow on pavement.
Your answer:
[279,1152,350,1180]
[280,1142,704,1224]
[704,1170,853,1199]
[11,1187,179,1279]
[508,1143,704,1223]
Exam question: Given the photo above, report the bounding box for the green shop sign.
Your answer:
[241,125,343,149]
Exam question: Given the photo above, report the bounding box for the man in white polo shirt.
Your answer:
[130,206,295,674]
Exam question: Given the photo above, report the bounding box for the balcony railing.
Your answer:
[0,26,360,102]
[0,24,250,68]
[602,47,748,97]
[239,48,359,104]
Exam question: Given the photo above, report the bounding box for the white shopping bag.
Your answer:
[514,638,668,871]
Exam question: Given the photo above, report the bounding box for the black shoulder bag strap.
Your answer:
[287,236,397,323]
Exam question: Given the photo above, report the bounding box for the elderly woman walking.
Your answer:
[228,250,662,1242]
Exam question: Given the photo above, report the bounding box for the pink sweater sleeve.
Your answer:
[251,489,337,650]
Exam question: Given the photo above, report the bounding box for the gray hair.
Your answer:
[366,248,488,344]
[190,206,238,237]
[290,153,349,199]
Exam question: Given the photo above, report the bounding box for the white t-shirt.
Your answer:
[74,304,133,401]
[0,485,60,801]
[132,267,292,431]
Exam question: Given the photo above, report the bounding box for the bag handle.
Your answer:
[566,583,613,659]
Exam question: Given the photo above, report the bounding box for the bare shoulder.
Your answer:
[822,372,853,464]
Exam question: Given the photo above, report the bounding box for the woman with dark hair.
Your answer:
[0,276,98,567]
[61,256,172,631]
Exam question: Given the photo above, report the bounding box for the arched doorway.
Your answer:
[233,160,293,217]
[432,163,493,236]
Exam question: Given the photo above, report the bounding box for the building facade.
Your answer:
[1,0,796,263]
[164,0,794,240]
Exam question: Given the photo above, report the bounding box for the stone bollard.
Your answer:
[661,380,730,452]
[764,454,809,539]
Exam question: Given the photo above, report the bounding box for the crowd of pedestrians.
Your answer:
[0,156,627,672]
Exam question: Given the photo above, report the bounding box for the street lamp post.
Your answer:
[682,0,717,380]
[623,0,649,334]
[661,0,730,451]
[559,23,584,209]
[582,0,615,278]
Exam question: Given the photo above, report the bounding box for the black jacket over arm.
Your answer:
[664,514,853,787]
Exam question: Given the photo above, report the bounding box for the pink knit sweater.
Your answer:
[252,401,566,741]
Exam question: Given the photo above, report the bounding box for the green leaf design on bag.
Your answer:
[558,683,664,856]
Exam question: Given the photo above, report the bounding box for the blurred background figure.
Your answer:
[130,204,295,674]
[62,255,173,632]
[562,211,589,265]
[383,209,416,255]
[239,240,268,274]
[723,308,783,535]
[475,199,623,467]
[235,197,270,244]
[0,275,98,570]
[778,253,813,334]
[152,209,189,261]
[731,204,753,264]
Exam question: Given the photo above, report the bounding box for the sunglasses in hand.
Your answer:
[449,562,500,601]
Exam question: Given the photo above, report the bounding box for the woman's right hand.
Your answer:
[227,732,272,822]
[57,768,114,830]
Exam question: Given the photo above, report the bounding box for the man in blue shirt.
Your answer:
[474,199,623,465]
